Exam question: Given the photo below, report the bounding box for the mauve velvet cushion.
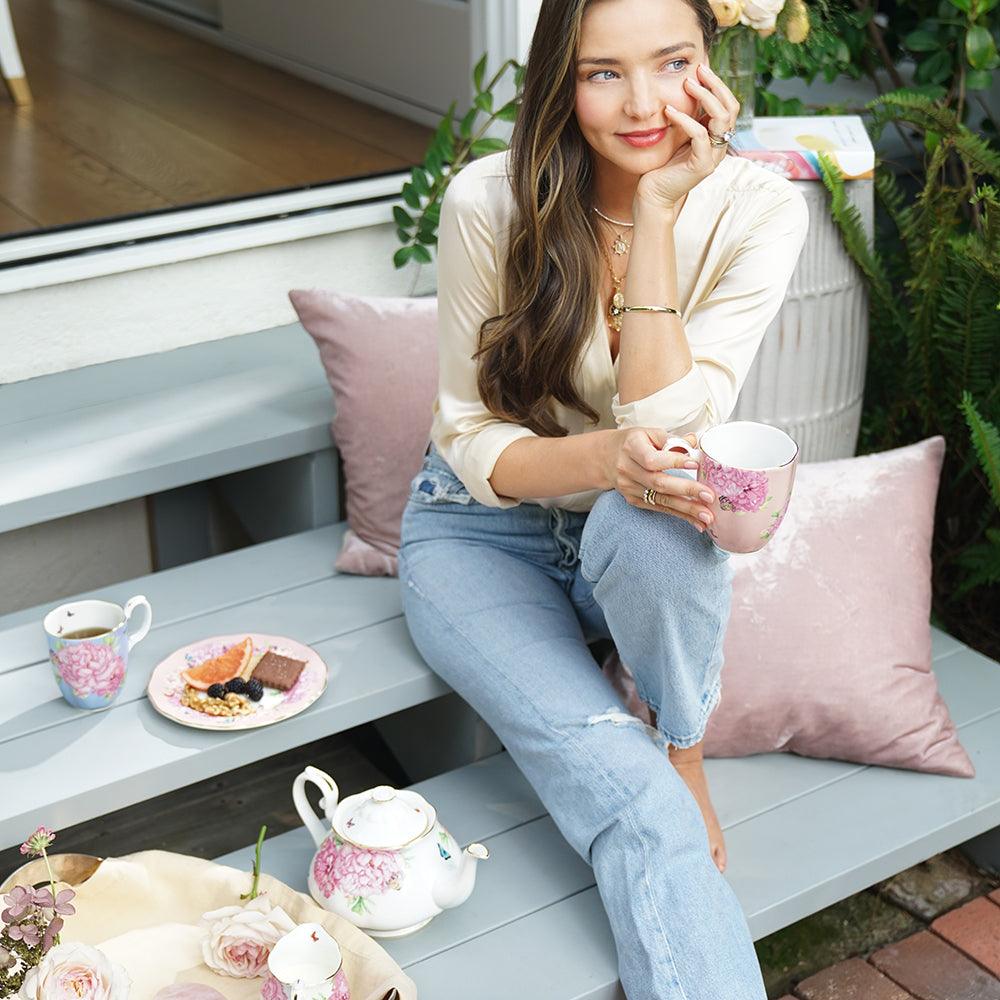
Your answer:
[603,436,974,777]
[289,290,438,576]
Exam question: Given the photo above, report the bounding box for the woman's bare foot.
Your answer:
[667,741,727,873]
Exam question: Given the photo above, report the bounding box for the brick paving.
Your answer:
[760,851,1000,999]
[931,895,1000,977]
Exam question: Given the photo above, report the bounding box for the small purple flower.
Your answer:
[20,827,55,857]
[32,888,75,916]
[3,886,34,921]
[7,922,41,947]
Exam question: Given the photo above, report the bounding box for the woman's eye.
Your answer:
[586,57,688,82]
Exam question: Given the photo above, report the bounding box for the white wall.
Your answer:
[2,222,436,384]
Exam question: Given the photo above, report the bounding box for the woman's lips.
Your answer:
[618,128,667,148]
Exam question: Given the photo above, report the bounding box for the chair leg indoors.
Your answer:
[0,0,32,106]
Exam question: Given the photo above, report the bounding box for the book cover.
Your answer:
[731,115,875,181]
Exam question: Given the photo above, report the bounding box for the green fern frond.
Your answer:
[817,151,904,329]
[953,130,1000,180]
[960,392,1000,510]
[866,90,959,138]
[874,168,910,239]
[934,250,1000,404]
[954,528,1000,598]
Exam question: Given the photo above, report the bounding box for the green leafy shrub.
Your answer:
[818,92,1000,654]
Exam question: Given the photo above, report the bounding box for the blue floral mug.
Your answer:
[43,596,152,709]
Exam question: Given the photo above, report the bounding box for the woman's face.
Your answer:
[574,0,707,178]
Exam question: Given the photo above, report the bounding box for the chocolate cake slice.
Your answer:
[251,650,307,691]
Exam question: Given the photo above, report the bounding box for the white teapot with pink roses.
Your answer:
[293,767,489,937]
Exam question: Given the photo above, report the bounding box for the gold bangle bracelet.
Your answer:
[622,305,681,316]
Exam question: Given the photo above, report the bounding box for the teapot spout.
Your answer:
[432,842,489,910]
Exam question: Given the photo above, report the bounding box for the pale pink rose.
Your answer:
[19,943,130,1000]
[201,896,296,979]
[312,839,403,899]
[739,0,785,30]
[53,644,125,698]
[703,457,769,513]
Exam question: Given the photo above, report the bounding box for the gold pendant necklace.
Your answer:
[598,238,626,334]
[594,206,633,257]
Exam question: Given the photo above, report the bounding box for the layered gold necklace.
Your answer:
[593,207,633,334]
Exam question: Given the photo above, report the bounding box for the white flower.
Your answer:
[20,943,130,1000]
[739,0,786,31]
[200,896,296,979]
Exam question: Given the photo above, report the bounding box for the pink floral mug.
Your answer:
[43,596,152,709]
[665,421,799,554]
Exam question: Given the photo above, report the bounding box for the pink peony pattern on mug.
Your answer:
[261,968,350,1000]
[261,974,285,1000]
[51,642,126,698]
[703,456,769,513]
[312,835,405,915]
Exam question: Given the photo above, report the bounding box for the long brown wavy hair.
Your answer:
[474,0,723,437]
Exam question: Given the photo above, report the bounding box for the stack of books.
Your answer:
[731,115,875,181]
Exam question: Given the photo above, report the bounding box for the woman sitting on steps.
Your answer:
[398,0,809,996]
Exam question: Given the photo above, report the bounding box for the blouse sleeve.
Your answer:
[610,183,810,437]
[432,170,538,508]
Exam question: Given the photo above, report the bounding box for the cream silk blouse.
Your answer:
[430,150,809,512]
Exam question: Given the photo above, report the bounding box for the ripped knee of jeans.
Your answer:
[585,706,669,752]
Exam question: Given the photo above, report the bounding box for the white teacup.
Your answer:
[263,924,350,1000]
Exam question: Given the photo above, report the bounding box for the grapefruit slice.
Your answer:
[181,637,254,691]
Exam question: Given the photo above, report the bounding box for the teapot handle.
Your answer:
[293,766,340,848]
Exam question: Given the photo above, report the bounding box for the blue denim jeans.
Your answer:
[398,445,766,1000]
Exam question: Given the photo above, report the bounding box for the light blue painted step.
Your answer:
[0,525,448,849]
[0,325,332,533]
[214,642,1000,1000]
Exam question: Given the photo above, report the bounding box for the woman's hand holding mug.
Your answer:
[602,427,717,534]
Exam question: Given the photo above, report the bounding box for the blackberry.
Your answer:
[246,678,264,702]
[224,677,248,695]
[206,683,226,700]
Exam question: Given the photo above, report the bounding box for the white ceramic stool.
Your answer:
[0,0,31,105]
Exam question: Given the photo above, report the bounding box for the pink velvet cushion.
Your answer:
[289,290,438,576]
[605,436,974,777]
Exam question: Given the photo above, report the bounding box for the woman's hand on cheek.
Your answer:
[635,64,738,214]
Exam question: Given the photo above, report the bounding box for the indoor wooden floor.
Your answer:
[0,0,433,237]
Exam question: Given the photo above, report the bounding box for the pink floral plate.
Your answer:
[146,633,327,731]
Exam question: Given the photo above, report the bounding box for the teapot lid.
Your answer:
[331,786,435,850]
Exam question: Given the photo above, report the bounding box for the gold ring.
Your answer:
[642,488,654,505]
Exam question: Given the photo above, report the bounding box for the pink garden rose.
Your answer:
[703,457,769,513]
[201,896,296,979]
[19,942,130,1000]
[312,838,403,900]
[52,644,125,699]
